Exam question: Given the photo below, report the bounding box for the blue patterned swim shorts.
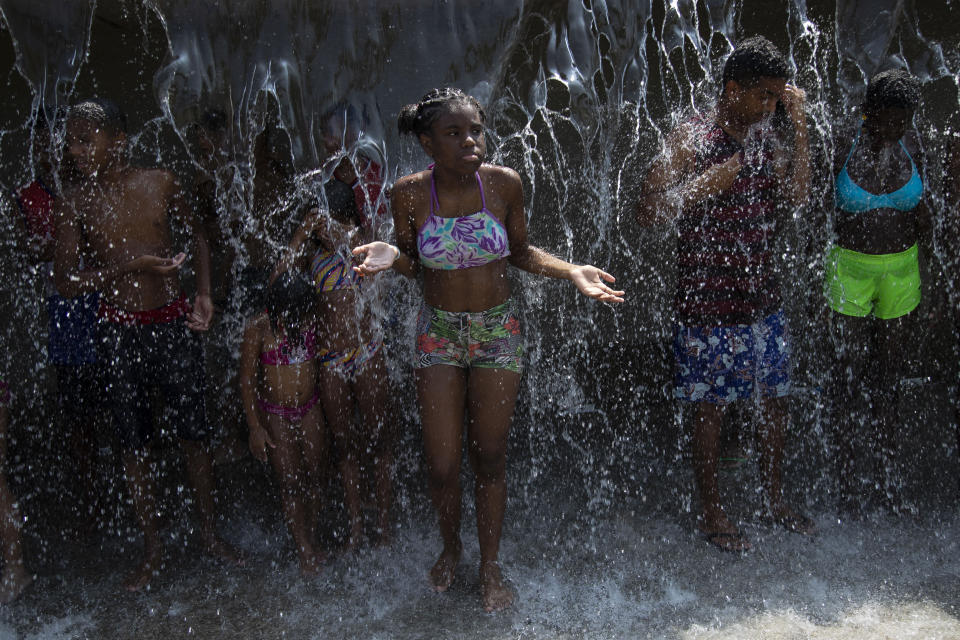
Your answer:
[673,309,791,404]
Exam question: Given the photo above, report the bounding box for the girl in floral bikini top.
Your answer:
[350,87,624,613]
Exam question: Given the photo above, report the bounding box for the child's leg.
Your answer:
[121,446,162,591]
[353,351,394,543]
[265,413,321,575]
[318,368,364,549]
[298,403,328,553]
[0,406,31,603]
[57,364,104,531]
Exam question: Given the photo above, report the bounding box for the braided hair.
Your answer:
[397,88,486,137]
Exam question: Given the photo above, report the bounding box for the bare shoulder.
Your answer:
[479,164,522,198]
[244,311,269,339]
[832,121,860,167]
[902,129,925,161]
[391,170,430,206]
[126,167,178,194]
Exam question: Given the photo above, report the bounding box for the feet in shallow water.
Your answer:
[479,562,514,613]
[702,530,751,553]
[298,549,327,578]
[699,512,752,553]
[343,528,365,553]
[0,565,33,603]
[375,525,393,549]
[429,543,461,592]
[763,506,817,536]
[202,536,246,568]
[124,551,161,592]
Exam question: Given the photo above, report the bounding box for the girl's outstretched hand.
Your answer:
[352,241,399,276]
[569,265,625,303]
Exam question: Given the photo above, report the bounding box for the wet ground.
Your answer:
[2,420,959,640]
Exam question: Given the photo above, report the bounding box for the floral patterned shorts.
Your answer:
[415,300,524,373]
[673,309,791,404]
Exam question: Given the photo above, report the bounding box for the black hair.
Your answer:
[324,176,362,226]
[70,98,128,135]
[721,36,789,88]
[262,272,314,343]
[864,69,921,113]
[397,87,486,137]
[198,108,228,134]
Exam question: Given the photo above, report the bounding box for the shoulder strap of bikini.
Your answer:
[429,166,440,215]
[475,171,487,210]
[842,127,861,168]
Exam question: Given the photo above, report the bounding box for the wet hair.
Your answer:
[397,87,486,137]
[864,69,921,113]
[324,176,362,226]
[69,98,127,135]
[721,36,789,88]
[198,108,228,134]
[263,272,314,343]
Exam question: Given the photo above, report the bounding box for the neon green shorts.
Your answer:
[824,244,920,319]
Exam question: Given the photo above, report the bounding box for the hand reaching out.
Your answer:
[351,241,398,276]
[781,83,807,128]
[699,152,742,198]
[569,265,625,303]
[131,252,187,275]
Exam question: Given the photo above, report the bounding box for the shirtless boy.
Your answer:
[54,98,238,590]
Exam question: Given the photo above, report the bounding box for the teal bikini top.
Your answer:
[835,129,923,213]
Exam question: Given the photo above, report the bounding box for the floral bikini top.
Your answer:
[416,169,510,270]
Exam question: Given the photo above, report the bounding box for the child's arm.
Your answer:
[167,176,213,331]
[499,166,625,302]
[351,174,420,277]
[53,195,185,298]
[239,316,274,463]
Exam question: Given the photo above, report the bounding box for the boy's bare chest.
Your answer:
[77,195,169,255]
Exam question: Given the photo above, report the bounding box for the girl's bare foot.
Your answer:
[298,550,326,577]
[0,565,33,603]
[480,562,514,612]
[124,550,161,592]
[428,543,461,592]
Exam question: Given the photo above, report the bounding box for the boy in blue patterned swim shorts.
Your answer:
[637,37,815,552]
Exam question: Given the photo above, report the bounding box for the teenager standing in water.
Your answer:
[636,37,814,551]
[353,88,624,611]
[825,70,929,512]
[54,98,240,591]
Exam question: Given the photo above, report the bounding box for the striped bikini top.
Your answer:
[416,169,510,270]
[312,249,360,293]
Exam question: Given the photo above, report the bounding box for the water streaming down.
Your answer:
[0,0,958,636]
